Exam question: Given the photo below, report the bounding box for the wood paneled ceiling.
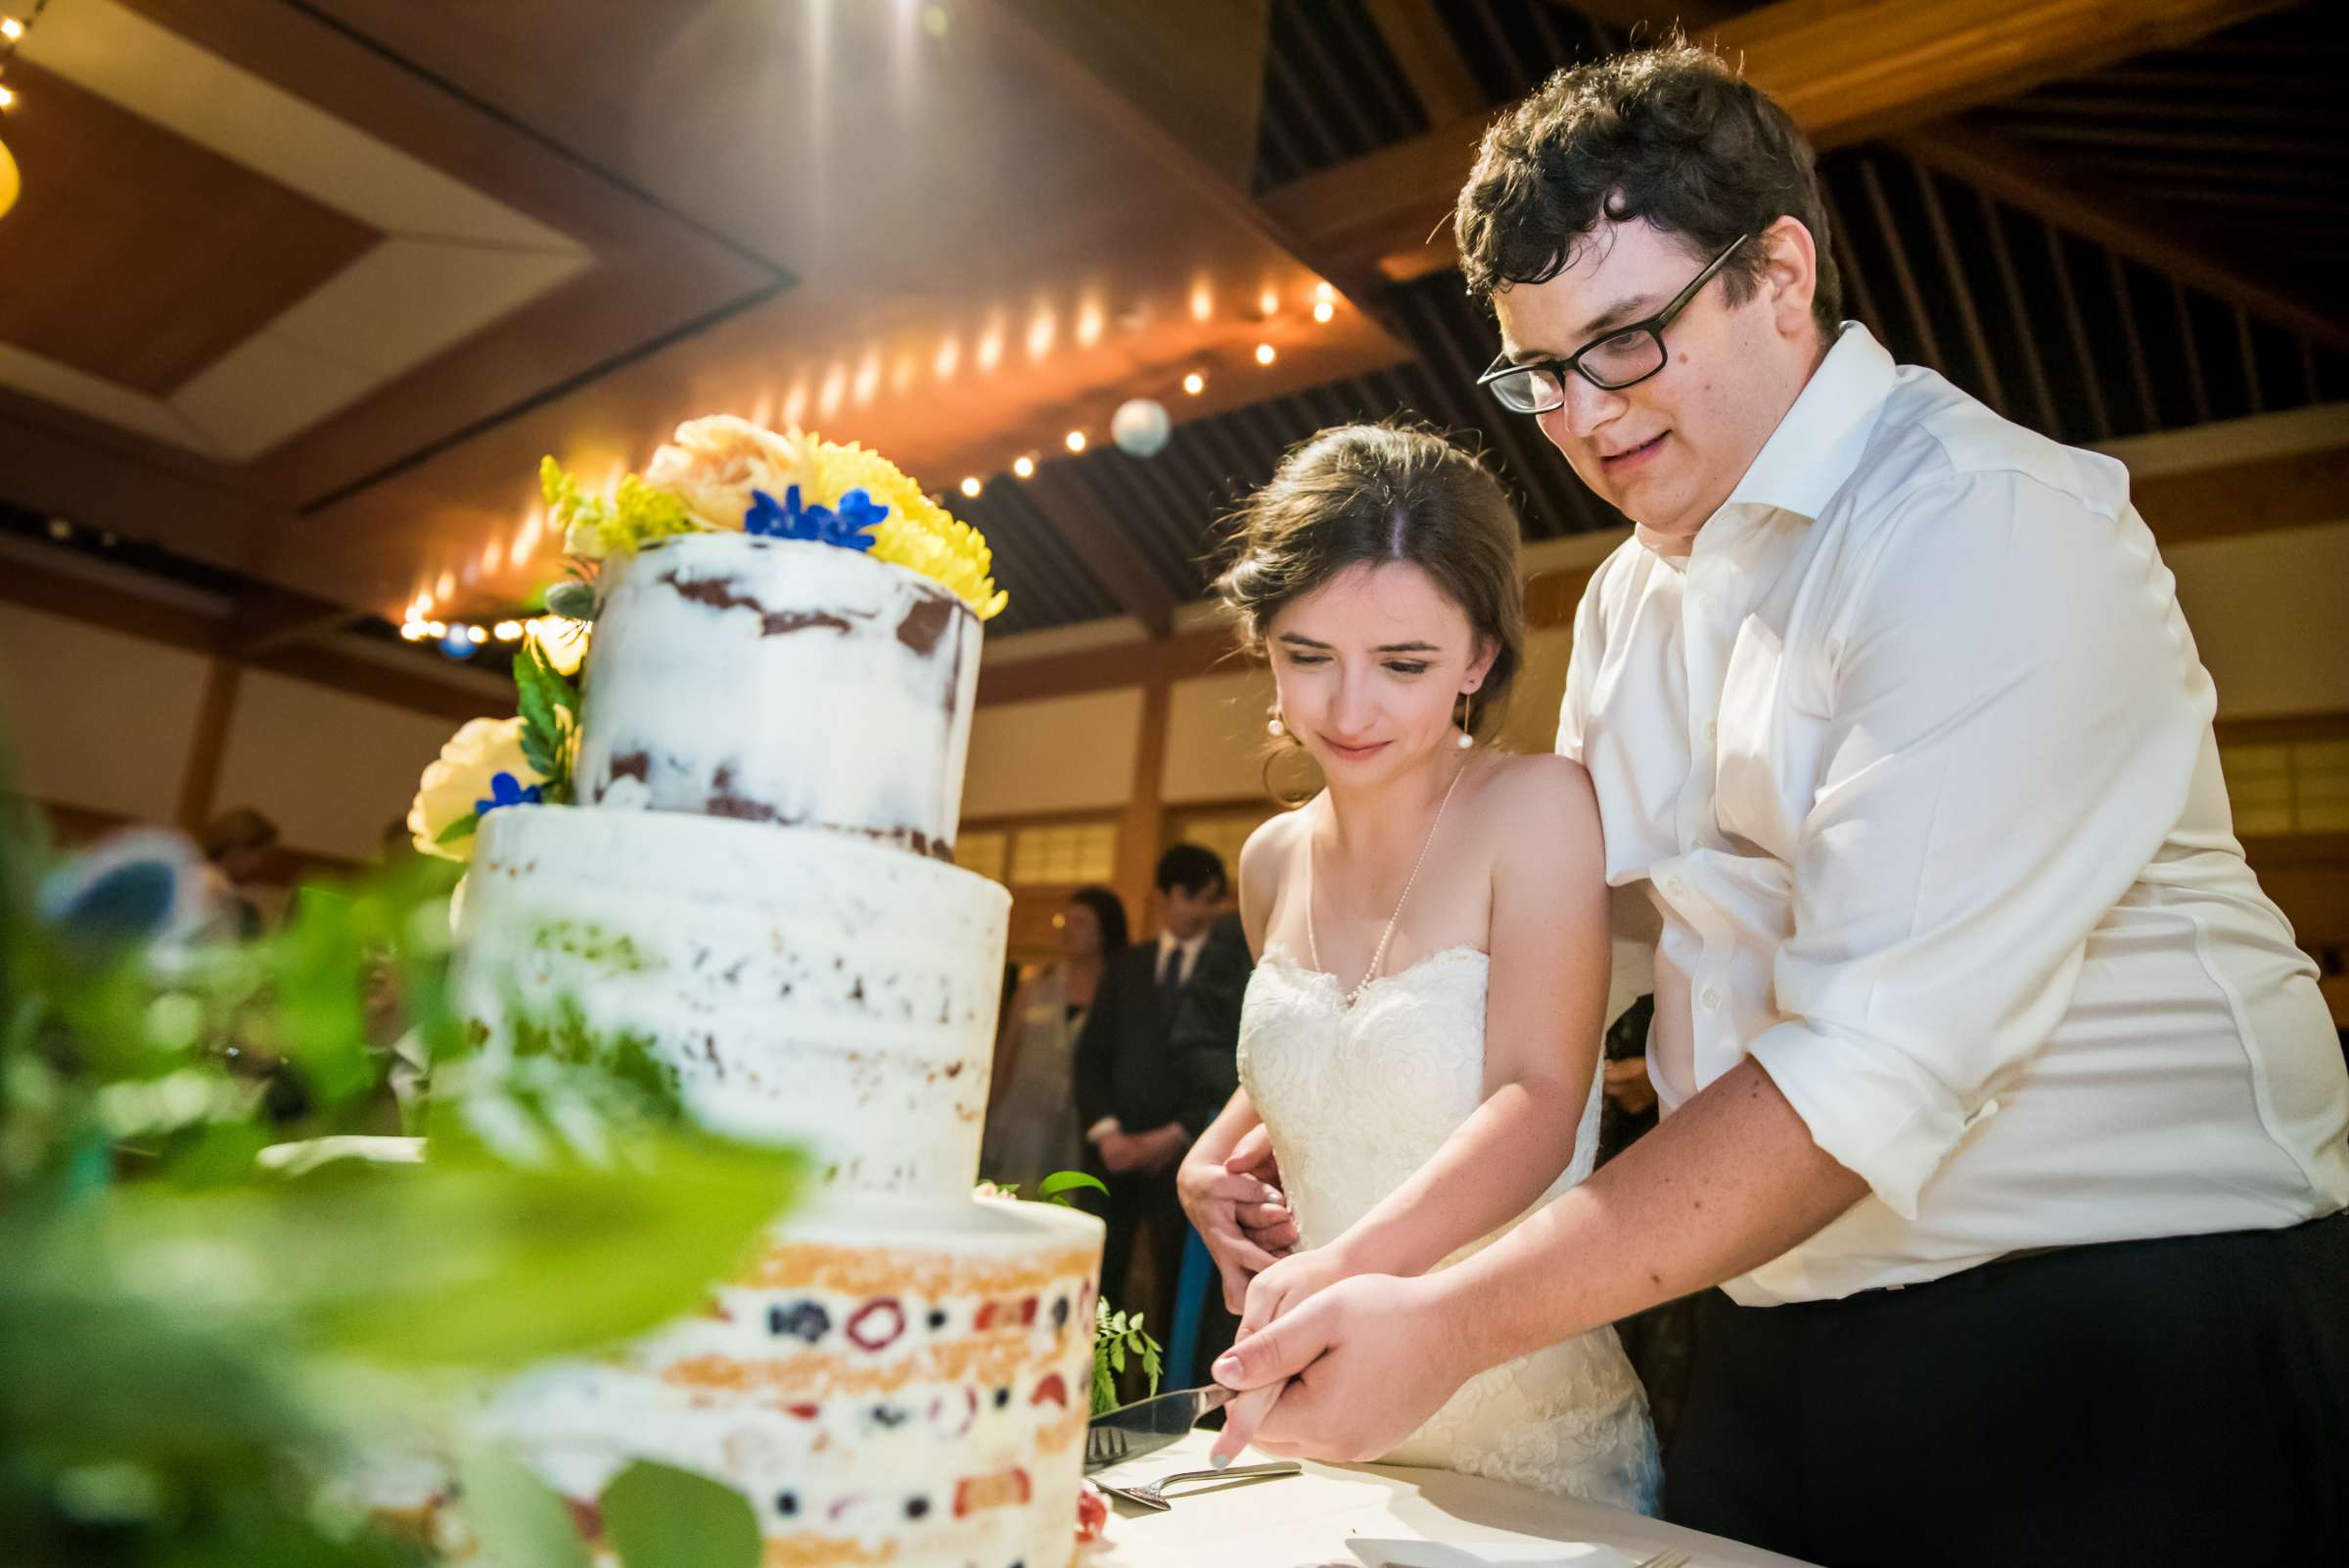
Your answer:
[0,0,2339,652]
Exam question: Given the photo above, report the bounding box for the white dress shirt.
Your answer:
[1157,929,1208,991]
[1558,323,2349,1304]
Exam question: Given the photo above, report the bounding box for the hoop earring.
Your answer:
[1456,691,1476,749]
[1267,707,1286,739]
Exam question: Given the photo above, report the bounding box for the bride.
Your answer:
[1176,423,1658,1509]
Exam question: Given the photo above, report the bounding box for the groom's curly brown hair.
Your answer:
[1454,36,1841,339]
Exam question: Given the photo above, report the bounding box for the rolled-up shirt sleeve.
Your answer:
[1746,471,2213,1219]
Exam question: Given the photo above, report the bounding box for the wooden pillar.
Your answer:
[175,658,243,834]
[1115,673,1173,939]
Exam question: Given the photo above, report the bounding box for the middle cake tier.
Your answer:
[456,806,1008,1199]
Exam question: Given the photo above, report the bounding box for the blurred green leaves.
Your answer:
[0,761,793,1568]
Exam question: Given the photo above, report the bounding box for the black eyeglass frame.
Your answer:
[1476,231,1759,411]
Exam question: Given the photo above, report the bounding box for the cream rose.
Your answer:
[408,716,547,862]
[642,414,811,530]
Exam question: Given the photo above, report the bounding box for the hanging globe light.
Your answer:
[1111,397,1171,458]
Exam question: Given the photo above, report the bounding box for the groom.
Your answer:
[1211,39,2349,1565]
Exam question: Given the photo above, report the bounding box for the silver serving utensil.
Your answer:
[1100,1459,1300,1511]
[1082,1383,1237,1473]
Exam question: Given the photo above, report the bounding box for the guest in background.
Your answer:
[199,807,279,940]
[980,885,1128,1193]
[1077,844,1227,1337]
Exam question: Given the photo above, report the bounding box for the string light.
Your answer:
[1012,455,1035,479]
[492,620,524,642]
[1313,300,1335,324]
[1182,372,1205,395]
[1258,288,1280,315]
[1314,281,1335,302]
[1255,344,1276,366]
[959,476,983,498]
[399,623,429,641]
[0,2,51,126]
[1065,430,1086,453]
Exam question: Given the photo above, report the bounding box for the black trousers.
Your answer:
[1665,1211,2349,1567]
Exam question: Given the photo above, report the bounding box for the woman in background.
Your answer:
[981,885,1128,1192]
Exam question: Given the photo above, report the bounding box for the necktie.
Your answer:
[1158,945,1185,1008]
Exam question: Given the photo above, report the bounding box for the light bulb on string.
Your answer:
[959,476,983,498]
[1,19,23,41]
[1255,344,1276,366]
[1182,372,1205,395]
[1065,430,1086,453]
[1012,455,1036,479]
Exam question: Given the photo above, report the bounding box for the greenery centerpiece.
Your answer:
[0,771,802,1567]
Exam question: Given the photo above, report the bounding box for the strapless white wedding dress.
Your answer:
[1239,945,1661,1509]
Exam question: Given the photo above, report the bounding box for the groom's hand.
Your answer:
[1207,1273,1470,1467]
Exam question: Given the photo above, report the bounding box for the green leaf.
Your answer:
[601,1460,760,1568]
[436,813,480,847]
[458,1450,589,1568]
[544,579,595,622]
[512,640,579,799]
[91,1127,803,1370]
[1036,1169,1107,1204]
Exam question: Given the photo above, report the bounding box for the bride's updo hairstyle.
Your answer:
[1215,422,1526,745]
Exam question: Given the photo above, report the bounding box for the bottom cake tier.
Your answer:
[472,1190,1103,1568]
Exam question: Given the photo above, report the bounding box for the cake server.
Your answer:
[1082,1383,1236,1473]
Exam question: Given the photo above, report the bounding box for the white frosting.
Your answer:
[457,806,1007,1199]
[575,534,981,857]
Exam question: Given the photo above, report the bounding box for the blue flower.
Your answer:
[475,770,543,818]
[825,487,888,551]
[744,484,820,539]
[742,485,882,552]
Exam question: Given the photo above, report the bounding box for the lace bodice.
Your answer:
[1238,946,1660,1510]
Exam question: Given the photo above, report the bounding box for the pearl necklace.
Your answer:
[1307,759,1468,1009]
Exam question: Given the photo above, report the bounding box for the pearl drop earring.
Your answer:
[1267,709,1286,738]
[1456,691,1476,749]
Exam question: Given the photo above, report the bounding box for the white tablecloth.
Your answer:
[1091,1432,1820,1568]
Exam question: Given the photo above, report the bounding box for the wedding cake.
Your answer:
[439,418,1102,1567]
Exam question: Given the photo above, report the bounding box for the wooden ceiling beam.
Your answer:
[984,0,1394,319]
[2125,424,2349,550]
[225,586,363,660]
[1900,123,2349,355]
[1363,0,1486,124]
[1015,472,1181,641]
[1265,0,2294,283]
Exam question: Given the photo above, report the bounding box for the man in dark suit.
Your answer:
[1075,844,1227,1339]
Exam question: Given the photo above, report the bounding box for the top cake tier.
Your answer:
[574,533,981,858]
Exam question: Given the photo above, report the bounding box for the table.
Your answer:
[1090,1432,1820,1568]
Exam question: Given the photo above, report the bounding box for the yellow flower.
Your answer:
[408,716,546,863]
[643,414,810,530]
[805,435,1008,621]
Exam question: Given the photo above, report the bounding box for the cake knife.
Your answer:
[1082,1384,1237,1473]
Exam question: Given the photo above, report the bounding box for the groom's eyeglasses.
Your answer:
[1476,231,1757,414]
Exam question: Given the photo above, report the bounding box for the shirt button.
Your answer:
[1701,988,1720,1009]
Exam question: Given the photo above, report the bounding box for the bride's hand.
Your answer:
[1177,1144,1291,1313]
[1236,1243,1360,1341]
[1224,1124,1301,1257]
